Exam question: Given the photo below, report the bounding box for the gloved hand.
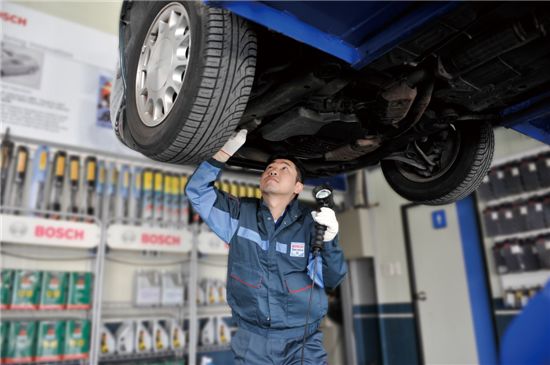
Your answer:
[311,207,339,242]
[214,129,247,162]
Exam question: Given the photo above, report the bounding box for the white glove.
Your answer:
[311,207,339,242]
[221,129,247,157]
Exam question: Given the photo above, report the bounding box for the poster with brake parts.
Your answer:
[0,3,138,158]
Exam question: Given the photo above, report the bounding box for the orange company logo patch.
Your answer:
[35,226,85,240]
[141,233,181,246]
[0,12,27,26]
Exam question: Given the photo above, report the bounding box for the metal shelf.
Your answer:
[500,270,550,290]
[6,359,83,365]
[488,227,550,242]
[99,350,182,363]
[197,304,231,317]
[495,309,522,316]
[197,344,231,353]
[101,303,185,321]
[483,187,550,207]
[1,308,90,320]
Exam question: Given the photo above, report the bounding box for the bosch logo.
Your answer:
[0,12,27,26]
[9,222,27,237]
[141,233,181,246]
[35,226,85,240]
[122,230,136,243]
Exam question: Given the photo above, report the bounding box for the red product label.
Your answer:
[5,357,33,363]
[35,226,85,240]
[66,304,91,310]
[62,353,89,360]
[141,233,180,246]
[0,12,27,26]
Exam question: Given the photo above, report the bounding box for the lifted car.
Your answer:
[111,1,550,205]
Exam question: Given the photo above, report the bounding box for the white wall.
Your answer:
[14,1,122,35]
[363,167,412,304]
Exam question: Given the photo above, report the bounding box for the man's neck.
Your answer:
[262,193,294,221]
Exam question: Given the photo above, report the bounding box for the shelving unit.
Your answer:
[475,145,550,341]
[1,135,346,365]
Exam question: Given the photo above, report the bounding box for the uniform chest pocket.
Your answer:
[229,263,262,316]
[285,272,323,323]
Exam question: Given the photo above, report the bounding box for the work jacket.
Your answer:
[186,159,348,330]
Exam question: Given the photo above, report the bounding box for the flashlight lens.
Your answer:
[315,189,331,199]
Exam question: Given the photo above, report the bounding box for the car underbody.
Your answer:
[230,2,550,176]
[112,1,549,204]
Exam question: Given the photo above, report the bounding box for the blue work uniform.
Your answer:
[186,159,348,365]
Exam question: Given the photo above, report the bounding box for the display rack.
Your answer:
[475,145,550,338]
[1,135,346,365]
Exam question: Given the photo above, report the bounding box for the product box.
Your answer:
[161,271,184,306]
[62,320,90,360]
[1,270,14,309]
[1,321,8,361]
[11,270,42,310]
[35,321,65,362]
[5,321,37,363]
[39,272,68,309]
[135,271,161,306]
[67,272,93,309]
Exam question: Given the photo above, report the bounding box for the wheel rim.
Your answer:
[135,2,191,127]
[396,128,462,183]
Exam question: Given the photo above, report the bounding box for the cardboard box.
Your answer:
[11,271,42,310]
[35,321,65,362]
[135,271,161,306]
[1,270,14,309]
[161,271,184,306]
[4,321,37,363]
[67,272,92,309]
[39,272,68,310]
[1,321,8,361]
[62,320,90,360]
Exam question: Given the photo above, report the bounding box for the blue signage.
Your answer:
[432,210,447,229]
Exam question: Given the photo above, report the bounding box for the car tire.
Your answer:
[119,1,256,164]
[381,122,494,205]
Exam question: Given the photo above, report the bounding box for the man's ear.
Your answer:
[294,181,304,195]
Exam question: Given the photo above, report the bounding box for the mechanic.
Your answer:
[186,130,348,364]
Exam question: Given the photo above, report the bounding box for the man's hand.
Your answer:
[311,207,339,242]
[213,129,247,163]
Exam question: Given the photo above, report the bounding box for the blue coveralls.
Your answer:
[186,159,348,365]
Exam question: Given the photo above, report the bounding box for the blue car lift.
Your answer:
[208,1,550,145]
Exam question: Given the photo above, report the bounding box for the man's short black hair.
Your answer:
[266,154,306,183]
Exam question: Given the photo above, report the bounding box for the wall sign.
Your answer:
[0,3,138,158]
[432,210,447,230]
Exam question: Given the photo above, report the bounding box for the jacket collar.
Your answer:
[259,197,303,223]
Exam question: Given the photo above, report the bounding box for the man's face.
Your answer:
[260,159,304,197]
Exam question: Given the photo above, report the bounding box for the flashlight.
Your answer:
[311,184,333,254]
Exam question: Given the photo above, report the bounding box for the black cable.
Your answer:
[301,250,320,365]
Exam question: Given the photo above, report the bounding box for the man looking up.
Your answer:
[186,130,347,364]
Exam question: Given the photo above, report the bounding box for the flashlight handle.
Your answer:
[312,223,326,254]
